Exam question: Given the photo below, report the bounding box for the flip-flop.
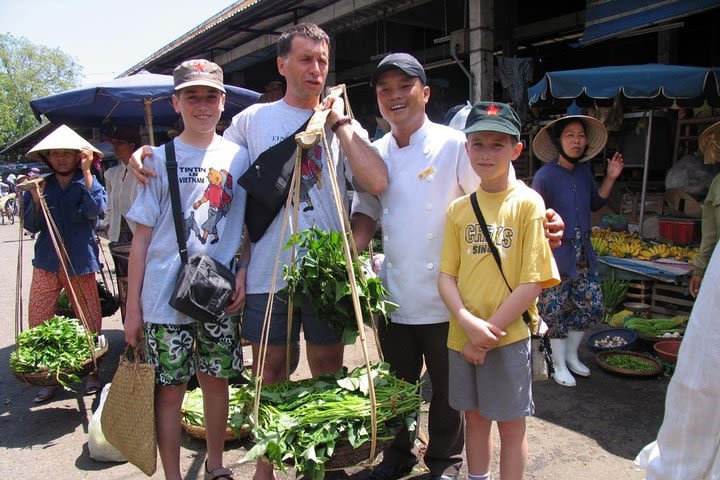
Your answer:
[33,386,57,404]
[84,379,102,395]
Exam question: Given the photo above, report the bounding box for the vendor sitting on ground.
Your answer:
[23,125,107,403]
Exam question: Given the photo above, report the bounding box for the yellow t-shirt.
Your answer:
[440,183,560,352]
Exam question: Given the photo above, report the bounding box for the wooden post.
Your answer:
[469,0,494,102]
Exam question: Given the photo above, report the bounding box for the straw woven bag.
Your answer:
[101,346,157,476]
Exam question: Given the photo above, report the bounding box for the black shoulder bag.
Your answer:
[165,141,236,323]
[237,118,311,243]
[469,192,554,380]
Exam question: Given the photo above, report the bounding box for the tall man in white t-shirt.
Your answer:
[221,23,387,480]
[352,53,564,480]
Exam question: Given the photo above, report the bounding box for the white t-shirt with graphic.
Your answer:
[127,137,249,325]
[224,98,371,294]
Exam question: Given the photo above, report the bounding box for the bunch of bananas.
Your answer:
[590,227,699,263]
[590,236,611,256]
[609,240,644,258]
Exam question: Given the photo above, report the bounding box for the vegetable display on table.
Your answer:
[10,315,98,387]
[242,362,422,480]
[624,316,687,337]
[591,229,698,262]
[283,227,398,344]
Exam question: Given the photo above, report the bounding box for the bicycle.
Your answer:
[0,193,17,225]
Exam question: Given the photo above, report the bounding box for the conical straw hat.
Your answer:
[26,125,103,164]
[532,115,607,163]
[699,120,720,165]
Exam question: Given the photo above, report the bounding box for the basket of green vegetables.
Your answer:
[181,384,253,442]
[242,362,422,480]
[10,316,108,387]
[56,281,120,318]
[595,350,663,377]
[282,228,398,345]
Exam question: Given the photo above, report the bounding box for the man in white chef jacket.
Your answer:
[351,53,564,480]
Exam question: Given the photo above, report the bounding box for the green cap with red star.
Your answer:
[463,102,521,140]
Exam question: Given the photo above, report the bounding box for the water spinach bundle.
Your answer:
[10,316,95,387]
[182,384,254,437]
[282,227,398,344]
[242,362,422,480]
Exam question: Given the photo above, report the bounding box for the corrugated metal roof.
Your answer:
[120,0,272,76]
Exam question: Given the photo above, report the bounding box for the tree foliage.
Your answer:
[0,33,83,148]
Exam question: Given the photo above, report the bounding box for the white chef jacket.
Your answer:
[352,117,480,325]
[103,162,138,241]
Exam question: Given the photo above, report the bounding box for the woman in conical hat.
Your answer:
[23,124,107,403]
[530,115,624,387]
[689,120,720,297]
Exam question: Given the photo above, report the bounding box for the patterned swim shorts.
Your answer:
[143,316,242,385]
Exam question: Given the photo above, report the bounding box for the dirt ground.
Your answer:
[0,222,665,479]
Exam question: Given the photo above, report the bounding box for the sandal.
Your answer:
[84,377,102,395]
[204,460,234,480]
[33,386,57,404]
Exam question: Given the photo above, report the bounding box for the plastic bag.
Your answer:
[88,383,126,463]
[448,102,472,131]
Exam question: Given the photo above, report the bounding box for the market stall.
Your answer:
[528,64,720,231]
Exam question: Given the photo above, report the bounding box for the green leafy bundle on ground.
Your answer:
[10,316,95,387]
[242,362,422,480]
[282,227,398,344]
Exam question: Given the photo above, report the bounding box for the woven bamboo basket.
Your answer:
[180,419,250,443]
[12,338,109,386]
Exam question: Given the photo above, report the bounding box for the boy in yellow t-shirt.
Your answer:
[438,102,560,480]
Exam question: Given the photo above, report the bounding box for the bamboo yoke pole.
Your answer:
[252,84,381,465]
[295,84,379,463]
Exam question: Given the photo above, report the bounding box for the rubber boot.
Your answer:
[566,330,591,377]
[550,338,576,387]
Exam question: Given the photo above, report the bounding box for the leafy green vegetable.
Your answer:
[601,277,629,323]
[624,316,686,336]
[241,362,421,480]
[10,316,97,388]
[604,354,657,372]
[282,228,398,345]
[182,383,253,437]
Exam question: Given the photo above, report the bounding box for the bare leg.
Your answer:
[249,343,288,480]
[197,371,229,474]
[306,342,343,377]
[155,384,186,480]
[497,418,528,480]
[465,410,493,476]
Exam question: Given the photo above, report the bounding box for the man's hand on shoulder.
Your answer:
[129,145,157,185]
[544,208,564,248]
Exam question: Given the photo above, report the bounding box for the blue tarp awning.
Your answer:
[579,0,720,46]
[528,64,720,108]
[30,72,260,127]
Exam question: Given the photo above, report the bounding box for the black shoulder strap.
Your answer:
[469,192,532,327]
[165,141,188,264]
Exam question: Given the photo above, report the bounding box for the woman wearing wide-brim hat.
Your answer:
[24,124,107,403]
[689,120,720,298]
[530,115,624,387]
